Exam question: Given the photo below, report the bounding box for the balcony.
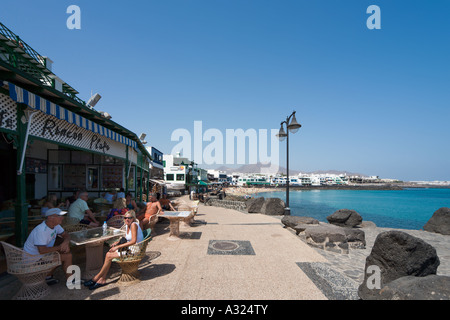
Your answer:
[0,21,86,106]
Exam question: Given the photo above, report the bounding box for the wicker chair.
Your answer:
[61,216,81,227]
[61,216,92,233]
[0,241,61,300]
[148,214,159,235]
[106,215,125,229]
[175,203,196,227]
[112,228,152,285]
[63,223,90,234]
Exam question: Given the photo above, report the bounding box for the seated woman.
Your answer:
[41,194,65,216]
[84,210,144,290]
[125,192,138,211]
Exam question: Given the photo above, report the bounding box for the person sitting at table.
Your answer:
[41,193,65,216]
[125,192,138,211]
[68,191,100,227]
[117,188,125,199]
[65,190,80,209]
[84,210,144,290]
[102,189,116,204]
[105,198,129,221]
[159,194,175,211]
[24,208,73,287]
[137,193,163,230]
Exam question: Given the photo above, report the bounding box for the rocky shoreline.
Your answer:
[206,194,450,299]
[224,183,450,197]
[282,207,450,300]
[288,223,450,300]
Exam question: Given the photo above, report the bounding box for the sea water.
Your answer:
[256,188,450,230]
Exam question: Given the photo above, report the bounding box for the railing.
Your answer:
[0,22,45,67]
[0,21,87,106]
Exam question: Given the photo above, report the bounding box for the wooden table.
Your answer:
[160,211,192,240]
[69,227,125,279]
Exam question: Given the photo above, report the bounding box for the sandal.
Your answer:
[45,276,59,286]
[83,279,95,287]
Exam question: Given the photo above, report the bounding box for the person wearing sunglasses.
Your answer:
[84,210,143,290]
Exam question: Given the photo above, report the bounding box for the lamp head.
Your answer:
[287,112,301,134]
[276,124,287,141]
[87,93,102,108]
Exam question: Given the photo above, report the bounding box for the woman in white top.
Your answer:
[86,210,143,290]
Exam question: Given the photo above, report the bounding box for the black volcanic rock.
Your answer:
[358,231,440,300]
[327,209,362,228]
[423,207,450,235]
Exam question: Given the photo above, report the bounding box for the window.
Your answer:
[87,166,99,190]
[48,165,62,190]
[176,174,185,181]
[166,174,174,181]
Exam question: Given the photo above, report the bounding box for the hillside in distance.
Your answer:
[213,163,366,177]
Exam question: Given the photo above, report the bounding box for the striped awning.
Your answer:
[8,82,137,149]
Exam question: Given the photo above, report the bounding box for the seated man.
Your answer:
[68,191,100,227]
[159,194,175,211]
[103,189,116,203]
[23,208,73,286]
[137,193,163,229]
[65,190,80,209]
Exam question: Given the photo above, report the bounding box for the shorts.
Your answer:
[80,219,92,225]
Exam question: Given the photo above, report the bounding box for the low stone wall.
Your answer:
[205,199,247,213]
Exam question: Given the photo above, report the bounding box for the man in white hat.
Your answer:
[23,208,73,285]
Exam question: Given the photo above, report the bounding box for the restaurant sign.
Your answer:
[0,93,17,132]
[30,110,126,159]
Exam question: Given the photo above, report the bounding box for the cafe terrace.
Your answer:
[0,21,153,247]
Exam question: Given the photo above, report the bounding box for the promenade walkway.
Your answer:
[0,196,330,300]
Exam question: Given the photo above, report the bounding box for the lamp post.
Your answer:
[276,111,301,215]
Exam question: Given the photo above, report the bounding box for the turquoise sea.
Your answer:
[256,188,450,230]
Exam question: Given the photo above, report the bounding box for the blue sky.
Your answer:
[1,1,450,181]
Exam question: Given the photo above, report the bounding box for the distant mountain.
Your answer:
[212,163,366,177]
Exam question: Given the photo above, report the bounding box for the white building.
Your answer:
[236,174,269,186]
[163,153,189,193]
[207,169,228,183]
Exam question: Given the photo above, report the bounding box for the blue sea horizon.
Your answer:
[256,188,450,230]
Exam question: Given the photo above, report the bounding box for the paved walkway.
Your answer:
[0,197,329,300]
[2,197,448,301]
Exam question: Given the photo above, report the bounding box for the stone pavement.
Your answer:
[2,197,448,301]
[0,197,330,300]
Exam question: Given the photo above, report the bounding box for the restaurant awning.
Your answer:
[149,179,166,186]
[8,82,138,149]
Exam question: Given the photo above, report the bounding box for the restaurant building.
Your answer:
[146,146,166,197]
[0,22,151,246]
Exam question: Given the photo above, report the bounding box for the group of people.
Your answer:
[24,190,177,290]
[105,193,175,229]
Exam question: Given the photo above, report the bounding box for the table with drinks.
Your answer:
[70,225,125,279]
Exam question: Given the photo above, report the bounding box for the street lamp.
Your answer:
[276,111,301,215]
